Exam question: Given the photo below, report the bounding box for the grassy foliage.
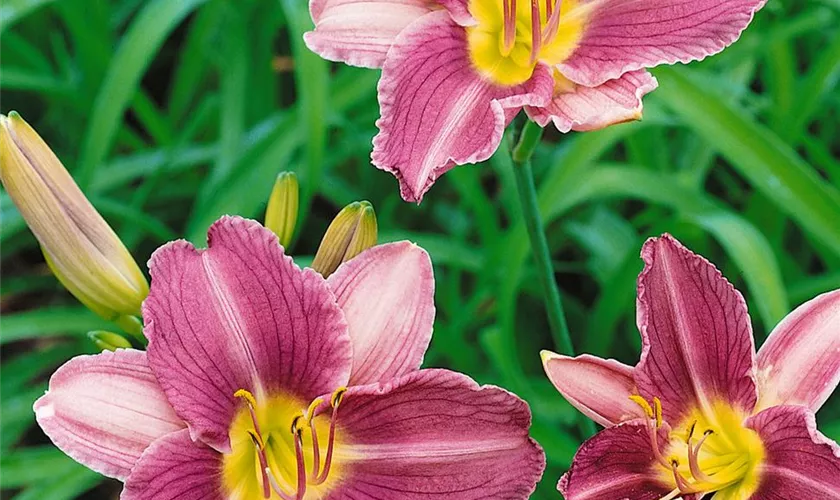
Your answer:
[2,0,839,497]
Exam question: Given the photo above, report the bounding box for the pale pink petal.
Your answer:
[122,429,224,500]
[33,349,184,481]
[330,369,545,498]
[143,216,351,452]
[746,405,840,498]
[634,234,758,423]
[756,289,840,413]
[558,421,672,499]
[437,0,475,25]
[371,10,553,203]
[526,70,658,133]
[541,351,643,427]
[561,0,767,87]
[327,242,435,385]
[304,0,434,69]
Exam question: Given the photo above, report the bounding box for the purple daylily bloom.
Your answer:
[34,216,545,499]
[304,0,765,202]
[542,234,840,499]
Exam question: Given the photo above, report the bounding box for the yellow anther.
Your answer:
[687,421,697,443]
[290,411,305,435]
[234,389,257,409]
[305,397,324,422]
[331,387,347,408]
[629,395,654,419]
[654,397,663,428]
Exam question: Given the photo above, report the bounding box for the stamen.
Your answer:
[292,421,307,500]
[529,0,542,65]
[312,387,346,485]
[304,397,325,479]
[265,467,297,500]
[670,460,696,494]
[542,0,563,44]
[653,397,663,429]
[249,433,272,499]
[235,389,265,448]
[629,395,654,419]
[688,430,715,483]
[502,0,516,56]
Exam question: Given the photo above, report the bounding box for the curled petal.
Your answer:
[560,0,767,87]
[746,405,840,498]
[526,70,658,133]
[756,289,840,413]
[327,242,435,385]
[541,351,642,427]
[144,216,351,452]
[304,0,434,69]
[33,349,184,481]
[559,422,672,499]
[122,429,224,500]
[371,11,553,202]
[331,369,545,498]
[634,234,758,423]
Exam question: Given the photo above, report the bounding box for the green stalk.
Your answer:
[511,120,596,438]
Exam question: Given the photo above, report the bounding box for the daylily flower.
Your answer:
[34,216,544,499]
[304,0,765,202]
[541,235,840,499]
[0,111,149,321]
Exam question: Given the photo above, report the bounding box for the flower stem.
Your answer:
[511,120,596,438]
[511,121,574,355]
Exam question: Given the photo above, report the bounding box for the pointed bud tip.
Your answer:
[87,330,133,351]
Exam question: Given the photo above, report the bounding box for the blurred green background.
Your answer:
[1,0,839,498]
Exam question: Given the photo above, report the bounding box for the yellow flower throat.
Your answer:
[223,388,347,500]
[630,396,765,500]
[466,0,590,86]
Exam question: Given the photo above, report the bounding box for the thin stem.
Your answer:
[511,121,573,355]
[511,120,596,438]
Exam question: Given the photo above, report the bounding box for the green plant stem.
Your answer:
[511,121,574,355]
[511,120,596,439]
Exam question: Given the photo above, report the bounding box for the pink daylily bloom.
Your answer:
[542,235,840,499]
[304,0,765,202]
[34,216,544,499]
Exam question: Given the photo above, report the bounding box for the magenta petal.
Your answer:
[304,0,433,69]
[560,0,767,87]
[330,369,545,498]
[327,242,435,385]
[122,429,223,500]
[756,289,840,413]
[526,70,658,133]
[541,352,643,427]
[32,349,184,481]
[746,405,840,498]
[559,422,672,499]
[144,216,351,452]
[634,234,758,423]
[371,11,553,202]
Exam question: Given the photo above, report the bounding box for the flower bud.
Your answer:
[311,201,377,277]
[264,171,299,248]
[0,112,149,320]
[87,330,133,351]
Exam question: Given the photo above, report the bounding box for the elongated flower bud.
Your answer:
[87,330,133,351]
[0,112,149,320]
[311,201,377,277]
[264,171,299,248]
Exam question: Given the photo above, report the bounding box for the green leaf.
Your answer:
[1,307,110,344]
[654,67,840,257]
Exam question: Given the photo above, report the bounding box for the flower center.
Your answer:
[222,388,347,499]
[466,0,590,86]
[630,396,765,500]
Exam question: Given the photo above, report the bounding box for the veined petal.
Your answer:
[33,349,184,481]
[756,289,840,413]
[560,0,767,87]
[746,405,840,498]
[371,10,553,203]
[559,422,673,499]
[331,369,545,498]
[144,216,352,452]
[122,429,224,500]
[304,0,434,69]
[327,242,435,385]
[634,235,758,423]
[526,70,658,133]
[437,0,476,26]
[541,351,643,427]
